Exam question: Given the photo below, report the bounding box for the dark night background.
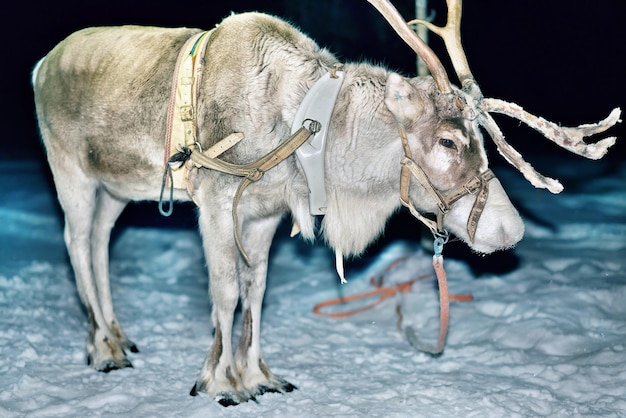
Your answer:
[0,0,626,306]
[3,0,625,161]
[1,0,624,254]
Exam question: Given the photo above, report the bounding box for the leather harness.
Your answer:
[159,30,496,267]
[159,29,321,265]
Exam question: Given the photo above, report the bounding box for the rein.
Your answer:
[395,123,494,353]
[313,240,473,355]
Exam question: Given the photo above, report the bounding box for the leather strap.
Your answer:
[399,160,442,236]
[463,170,494,242]
[164,30,213,190]
[442,169,495,242]
[397,125,495,242]
[183,121,321,265]
[401,157,449,213]
[404,253,449,354]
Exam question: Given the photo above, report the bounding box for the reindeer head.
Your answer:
[382,73,523,254]
[369,0,620,253]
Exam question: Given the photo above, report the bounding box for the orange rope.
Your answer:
[312,254,473,354]
[313,277,421,318]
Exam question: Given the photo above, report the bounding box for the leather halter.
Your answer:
[397,125,495,242]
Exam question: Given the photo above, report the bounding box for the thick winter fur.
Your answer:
[32,12,524,405]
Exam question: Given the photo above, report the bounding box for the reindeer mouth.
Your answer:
[445,179,525,255]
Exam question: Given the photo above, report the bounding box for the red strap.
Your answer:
[431,254,450,353]
[312,255,473,355]
[313,279,417,318]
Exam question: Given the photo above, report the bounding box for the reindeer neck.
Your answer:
[320,64,406,257]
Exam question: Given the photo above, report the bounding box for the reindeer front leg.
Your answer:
[235,214,297,397]
[191,205,253,406]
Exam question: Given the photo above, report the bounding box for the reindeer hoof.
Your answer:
[101,357,133,373]
[189,381,256,406]
[217,397,238,407]
[126,342,139,353]
[100,359,133,373]
[189,382,199,397]
[283,382,298,392]
[88,354,133,373]
[216,393,256,407]
[257,385,280,395]
[245,375,298,400]
[255,380,297,396]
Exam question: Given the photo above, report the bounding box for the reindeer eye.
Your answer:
[439,138,457,150]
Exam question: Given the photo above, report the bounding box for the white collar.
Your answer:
[291,65,344,215]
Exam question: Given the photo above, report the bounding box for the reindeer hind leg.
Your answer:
[91,188,138,354]
[50,159,132,372]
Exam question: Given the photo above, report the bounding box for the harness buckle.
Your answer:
[463,176,481,195]
[180,105,194,122]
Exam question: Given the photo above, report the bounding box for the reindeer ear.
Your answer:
[384,73,426,126]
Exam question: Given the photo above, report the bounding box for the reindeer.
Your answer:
[32,0,619,406]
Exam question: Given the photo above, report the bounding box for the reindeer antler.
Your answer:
[369,0,622,193]
[366,0,453,94]
[408,0,473,90]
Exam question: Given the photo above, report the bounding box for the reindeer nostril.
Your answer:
[502,232,514,247]
[501,222,524,248]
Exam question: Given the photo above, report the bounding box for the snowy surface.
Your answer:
[1,156,625,417]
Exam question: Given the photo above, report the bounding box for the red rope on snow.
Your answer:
[312,254,473,354]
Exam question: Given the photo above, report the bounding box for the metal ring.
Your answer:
[434,229,449,243]
[302,118,322,134]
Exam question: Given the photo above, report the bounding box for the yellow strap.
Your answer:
[166,30,213,189]
[201,133,245,159]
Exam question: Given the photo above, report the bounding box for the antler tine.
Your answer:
[479,104,621,194]
[478,112,564,194]
[408,0,479,98]
[366,0,453,94]
[483,99,622,160]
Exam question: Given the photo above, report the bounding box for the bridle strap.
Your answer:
[397,125,495,242]
[399,127,448,236]
[464,170,494,241]
[401,157,449,213]
[228,122,321,265]
[399,158,445,236]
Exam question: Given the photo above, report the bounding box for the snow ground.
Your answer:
[1,157,625,417]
